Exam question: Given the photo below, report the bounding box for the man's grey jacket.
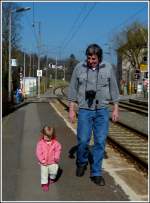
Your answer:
[68,60,120,110]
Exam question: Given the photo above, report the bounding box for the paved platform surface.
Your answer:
[3,102,130,201]
[2,89,148,201]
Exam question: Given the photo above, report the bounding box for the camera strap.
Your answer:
[85,66,100,92]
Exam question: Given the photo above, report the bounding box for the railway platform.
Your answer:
[3,99,130,201]
[118,94,148,135]
[2,88,148,201]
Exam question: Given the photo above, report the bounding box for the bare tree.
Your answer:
[65,54,79,81]
[114,22,148,70]
[2,2,23,90]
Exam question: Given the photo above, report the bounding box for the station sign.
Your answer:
[37,70,42,77]
[11,59,18,67]
[140,64,147,72]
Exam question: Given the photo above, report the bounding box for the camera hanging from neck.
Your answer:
[85,66,100,108]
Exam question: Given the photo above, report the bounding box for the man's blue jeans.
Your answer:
[76,108,109,177]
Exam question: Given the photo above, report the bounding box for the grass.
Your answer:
[40,79,69,94]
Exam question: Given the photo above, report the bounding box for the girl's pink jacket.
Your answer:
[36,138,62,165]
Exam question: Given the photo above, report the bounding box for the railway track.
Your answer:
[118,100,148,115]
[54,87,148,171]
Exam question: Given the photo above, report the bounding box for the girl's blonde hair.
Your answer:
[41,126,56,139]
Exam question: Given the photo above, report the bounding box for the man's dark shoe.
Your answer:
[90,176,105,186]
[76,165,87,177]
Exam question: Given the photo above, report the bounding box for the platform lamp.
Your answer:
[8,7,31,102]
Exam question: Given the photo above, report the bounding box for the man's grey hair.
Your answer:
[86,44,103,62]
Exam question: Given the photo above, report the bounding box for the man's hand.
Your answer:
[112,103,119,122]
[69,109,76,123]
[69,102,76,123]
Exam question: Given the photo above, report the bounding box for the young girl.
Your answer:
[36,126,62,192]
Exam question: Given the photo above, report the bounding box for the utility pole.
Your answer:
[37,21,41,98]
[55,56,57,87]
[29,52,32,77]
[8,9,12,102]
[8,7,31,102]
[58,46,61,62]
[64,65,66,81]
[46,56,48,89]
[23,52,26,78]
[32,55,34,77]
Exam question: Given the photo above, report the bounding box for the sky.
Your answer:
[4,1,149,64]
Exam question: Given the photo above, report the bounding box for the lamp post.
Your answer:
[63,65,66,81]
[8,7,31,102]
[23,51,26,78]
[54,56,57,87]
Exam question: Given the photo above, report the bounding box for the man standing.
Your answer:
[68,44,119,186]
